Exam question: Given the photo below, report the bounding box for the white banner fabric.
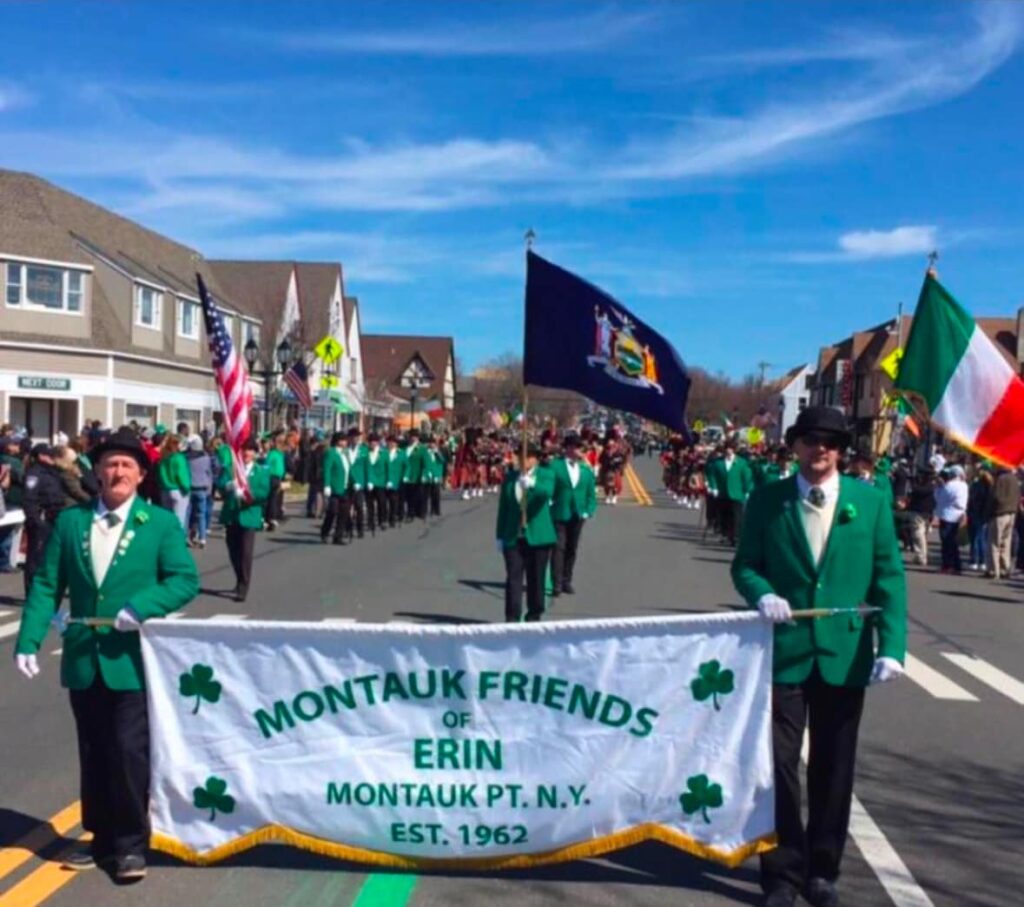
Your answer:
[141,612,776,869]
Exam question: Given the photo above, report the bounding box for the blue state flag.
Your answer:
[524,251,690,431]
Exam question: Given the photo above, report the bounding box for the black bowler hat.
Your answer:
[785,406,851,449]
[90,427,149,471]
[562,433,582,448]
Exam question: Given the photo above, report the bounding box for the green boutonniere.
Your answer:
[839,503,858,524]
[135,510,150,525]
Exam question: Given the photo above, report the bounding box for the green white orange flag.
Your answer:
[896,273,1024,466]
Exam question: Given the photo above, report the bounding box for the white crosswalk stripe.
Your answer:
[941,652,1024,705]
[0,621,20,640]
[208,613,248,620]
[903,653,978,701]
[0,608,12,619]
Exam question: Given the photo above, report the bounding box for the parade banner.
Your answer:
[141,613,776,869]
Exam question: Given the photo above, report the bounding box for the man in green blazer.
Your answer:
[731,406,907,907]
[495,444,557,622]
[14,427,199,882]
[550,433,597,597]
[402,429,427,522]
[359,432,389,533]
[708,439,754,545]
[385,434,406,527]
[320,432,351,545]
[218,438,271,601]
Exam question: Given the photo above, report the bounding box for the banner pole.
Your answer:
[520,228,535,530]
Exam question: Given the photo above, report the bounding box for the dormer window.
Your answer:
[135,285,162,329]
[5,262,85,313]
[177,298,199,339]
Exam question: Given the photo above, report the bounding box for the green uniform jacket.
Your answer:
[322,447,350,495]
[219,464,272,530]
[550,457,597,522]
[385,449,406,489]
[708,456,754,501]
[704,455,722,494]
[265,448,286,480]
[356,449,388,489]
[215,444,234,484]
[157,451,191,492]
[731,475,907,687]
[495,466,557,548]
[15,498,199,691]
[424,449,445,484]
[403,444,426,484]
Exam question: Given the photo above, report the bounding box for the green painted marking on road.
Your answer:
[351,873,417,907]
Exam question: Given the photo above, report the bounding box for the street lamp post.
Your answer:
[243,336,292,433]
[400,364,435,433]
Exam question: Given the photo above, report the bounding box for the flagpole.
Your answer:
[520,229,536,529]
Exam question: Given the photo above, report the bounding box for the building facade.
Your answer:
[0,170,262,442]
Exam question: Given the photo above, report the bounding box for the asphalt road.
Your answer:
[0,457,1021,907]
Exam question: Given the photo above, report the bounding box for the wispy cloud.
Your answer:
[839,226,938,259]
[260,8,657,57]
[0,81,33,111]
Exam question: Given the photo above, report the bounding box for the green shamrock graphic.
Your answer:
[193,776,235,821]
[179,664,222,714]
[690,660,735,711]
[680,774,723,824]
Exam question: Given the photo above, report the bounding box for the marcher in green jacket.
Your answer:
[219,440,271,601]
[495,446,557,622]
[730,406,906,907]
[320,434,351,544]
[14,428,198,880]
[706,441,754,545]
[263,436,287,530]
[549,435,597,597]
[402,432,427,521]
[385,436,406,527]
[156,436,191,532]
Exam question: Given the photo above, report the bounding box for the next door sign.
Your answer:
[18,376,71,391]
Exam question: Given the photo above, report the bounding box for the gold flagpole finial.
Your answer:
[926,249,939,277]
[524,228,536,251]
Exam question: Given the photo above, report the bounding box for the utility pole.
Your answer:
[756,361,772,385]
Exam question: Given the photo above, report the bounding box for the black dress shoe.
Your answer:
[550,590,561,598]
[562,583,575,594]
[804,877,839,907]
[760,884,798,907]
[114,853,147,883]
[235,586,248,603]
[62,846,107,870]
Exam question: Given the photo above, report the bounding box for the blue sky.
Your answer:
[2,1,1022,379]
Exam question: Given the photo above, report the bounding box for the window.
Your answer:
[175,409,202,434]
[178,299,199,339]
[222,314,234,340]
[136,285,162,328]
[243,321,260,347]
[5,262,86,313]
[125,403,158,428]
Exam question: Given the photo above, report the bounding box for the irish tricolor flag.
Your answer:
[896,273,1024,466]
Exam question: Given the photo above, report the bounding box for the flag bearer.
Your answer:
[731,406,907,907]
[219,438,271,602]
[14,427,199,883]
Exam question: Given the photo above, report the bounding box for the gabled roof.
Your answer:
[293,262,341,344]
[774,363,809,392]
[0,169,256,357]
[361,334,454,403]
[206,261,295,350]
[343,296,358,338]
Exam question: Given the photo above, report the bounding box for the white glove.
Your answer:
[757,593,793,623]
[225,480,237,494]
[708,488,719,497]
[324,487,332,499]
[232,486,245,500]
[495,539,505,554]
[114,607,142,633]
[368,484,374,492]
[870,656,904,685]
[517,475,536,490]
[354,484,363,491]
[16,653,39,679]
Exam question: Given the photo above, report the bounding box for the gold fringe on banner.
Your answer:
[152,824,776,870]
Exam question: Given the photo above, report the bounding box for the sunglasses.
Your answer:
[801,433,842,450]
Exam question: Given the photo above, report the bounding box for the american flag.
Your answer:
[196,272,254,500]
[284,359,313,410]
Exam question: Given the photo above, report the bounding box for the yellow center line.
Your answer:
[625,464,653,506]
[0,833,89,907]
[0,802,81,883]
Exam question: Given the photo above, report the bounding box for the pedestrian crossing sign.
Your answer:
[320,373,339,389]
[879,347,903,380]
[314,336,343,364]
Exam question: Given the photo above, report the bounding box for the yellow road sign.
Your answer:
[314,335,343,364]
[319,373,339,389]
[879,347,903,380]
[693,419,705,432]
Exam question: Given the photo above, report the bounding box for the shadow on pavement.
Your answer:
[458,579,506,601]
[392,611,491,625]
[0,808,80,863]
[936,589,1020,604]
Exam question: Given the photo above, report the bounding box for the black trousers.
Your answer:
[427,482,441,517]
[69,679,150,859]
[719,499,744,545]
[350,489,366,536]
[762,667,866,893]
[387,489,403,527]
[366,488,387,530]
[320,493,351,542]
[503,540,553,622]
[552,518,585,591]
[404,483,425,521]
[264,476,283,523]
[23,520,52,596]
[225,524,255,592]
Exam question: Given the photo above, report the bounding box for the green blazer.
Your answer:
[219,464,271,530]
[157,451,191,492]
[356,448,388,489]
[550,457,597,522]
[403,444,426,484]
[731,475,907,687]
[265,448,286,479]
[385,448,406,489]
[15,498,199,691]
[708,457,754,501]
[495,466,557,548]
[424,449,445,484]
[322,447,350,495]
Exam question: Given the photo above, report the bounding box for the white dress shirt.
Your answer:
[91,495,135,587]
[796,472,840,566]
[566,460,580,488]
